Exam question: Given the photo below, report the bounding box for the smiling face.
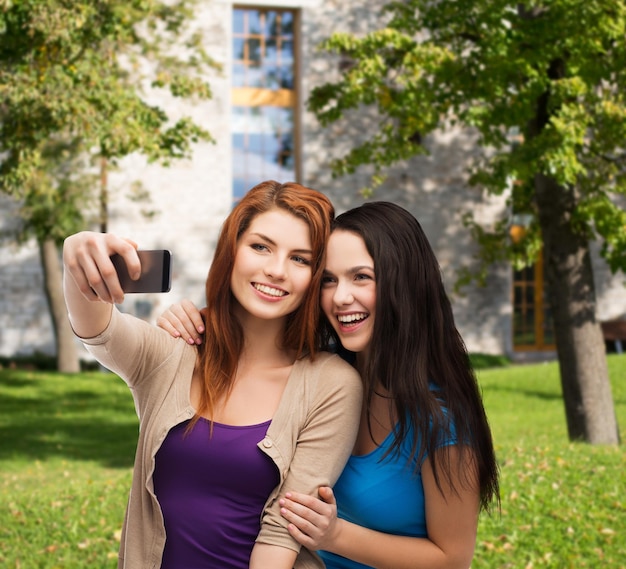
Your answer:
[230,207,313,323]
[320,229,376,355]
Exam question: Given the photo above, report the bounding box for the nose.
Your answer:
[264,255,287,280]
[333,281,354,305]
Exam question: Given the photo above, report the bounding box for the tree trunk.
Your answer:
[525,54,619,445]
[38,237,80,373]
[534,174,619,444]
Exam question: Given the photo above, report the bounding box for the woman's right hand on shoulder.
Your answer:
[63,231,139,305]
[156,299,206,345]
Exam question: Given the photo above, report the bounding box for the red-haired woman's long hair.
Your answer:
[193,180,334,423]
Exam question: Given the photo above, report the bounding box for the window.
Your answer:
[232,8,298,203]
[512,249,555,351]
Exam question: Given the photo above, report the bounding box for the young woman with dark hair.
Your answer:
[62,180,363,569]
[159,200,500,569]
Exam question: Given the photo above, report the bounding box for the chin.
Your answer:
[336,338,366,354]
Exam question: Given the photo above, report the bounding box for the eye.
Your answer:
[292,255,311,266]
[355,272,374,282]
[321,275,337,286]
[251,243,269,252]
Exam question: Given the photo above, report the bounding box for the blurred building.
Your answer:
[1,0,624,362]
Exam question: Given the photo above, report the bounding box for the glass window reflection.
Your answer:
[233,106,295,202]
[232,8,297,204]
[232,8,294,90]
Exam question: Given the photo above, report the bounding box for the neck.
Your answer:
[355,350,369,376]
[236,308,292,365]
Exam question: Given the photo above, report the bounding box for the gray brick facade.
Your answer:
[1,0,624,361]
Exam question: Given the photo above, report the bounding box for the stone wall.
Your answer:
[0,0,232,360]
[300,0,513,354]
[1,0,624,360]
[0,231,55,357]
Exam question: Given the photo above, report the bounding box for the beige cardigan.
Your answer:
[80,309,363,569]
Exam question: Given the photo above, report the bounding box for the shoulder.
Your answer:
[306,351,360,381]
[305,350,354,370]
[294,352,362,402]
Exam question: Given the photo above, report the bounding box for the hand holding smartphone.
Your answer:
[110,250,172,293]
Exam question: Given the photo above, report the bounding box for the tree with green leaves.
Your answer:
[309,0,625,444]
[11,138,98,372]
[0,0,219,372]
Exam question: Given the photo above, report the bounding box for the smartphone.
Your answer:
[110,250,172,293]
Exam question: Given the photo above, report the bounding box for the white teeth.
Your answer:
[338,313,367,323]
[254,283,286,297]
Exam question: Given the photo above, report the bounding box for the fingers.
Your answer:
[285,519,317,549]
[122,238,139,250]
[65,252,104,302]
[280,496,330,524]
[318,486,336,505]
[156,312,183,339]
[280,504,321,549]
[283,490,334,513]
[64,232,140,305]
[280,492,331,529]
[181,299,205,335]
[279,488,339,550]
[156,300,205,344]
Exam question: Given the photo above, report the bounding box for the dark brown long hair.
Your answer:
[193,180,334,424]
[323,201,500,512]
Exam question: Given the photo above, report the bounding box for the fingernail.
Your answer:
[198,325,205,333]
[187,337,195,344]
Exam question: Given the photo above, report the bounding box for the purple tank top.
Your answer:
[153,418,279,569]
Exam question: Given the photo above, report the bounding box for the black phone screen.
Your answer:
[110,250,172,293]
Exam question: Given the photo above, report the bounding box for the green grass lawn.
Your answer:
[0,369,136,568]
[1,355,625,568]
[476,356,626,568]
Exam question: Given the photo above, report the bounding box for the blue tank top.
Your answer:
[319,420,456,569]
[153,418,278,569]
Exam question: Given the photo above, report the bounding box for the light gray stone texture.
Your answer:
[1,0,624,361]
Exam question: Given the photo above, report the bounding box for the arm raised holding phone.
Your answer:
[64,232,172,338]
[63,232,140,338]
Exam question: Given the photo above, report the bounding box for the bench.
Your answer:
[601,320,626,354]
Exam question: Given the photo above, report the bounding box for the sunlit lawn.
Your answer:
[0,355,624,568]
[0,369,136,568]
[475,356,626,568]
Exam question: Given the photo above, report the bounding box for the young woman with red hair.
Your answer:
[62,180,363,569]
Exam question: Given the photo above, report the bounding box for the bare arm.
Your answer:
[63,231,139,338]
[280,446,480,569]
[249,543,298,569]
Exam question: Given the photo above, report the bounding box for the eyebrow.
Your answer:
[324,265,374,274]
[251,232,313,255]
